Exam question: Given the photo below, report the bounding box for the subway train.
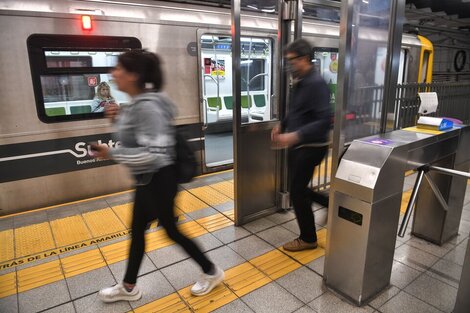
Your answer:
[0,0,433,214]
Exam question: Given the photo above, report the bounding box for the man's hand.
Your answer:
[271,124,281,141]
[273,132,299,148]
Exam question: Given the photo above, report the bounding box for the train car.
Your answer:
[0,0,433,214]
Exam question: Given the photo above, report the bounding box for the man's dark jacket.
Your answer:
[281,68,331,145]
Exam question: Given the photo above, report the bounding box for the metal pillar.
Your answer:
[277,0,303,209]
[454,238,470,313]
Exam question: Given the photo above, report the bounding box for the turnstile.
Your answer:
[324,125,470,306]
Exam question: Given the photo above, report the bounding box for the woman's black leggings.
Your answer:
[123,165,213,284]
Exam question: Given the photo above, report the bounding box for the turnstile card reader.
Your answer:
[325,126,469,306]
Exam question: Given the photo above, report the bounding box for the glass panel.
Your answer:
[398,49,407,84]
[200,34,274,167]
[314,50,339,114]
[40,74,129,116]
[44,50,125,68]
[342,0,391,143]
[240,37,273,124]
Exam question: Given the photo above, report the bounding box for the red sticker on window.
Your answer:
[87,76,98,87]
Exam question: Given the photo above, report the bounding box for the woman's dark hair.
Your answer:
[117,49,164,91]
[284,38,313,59]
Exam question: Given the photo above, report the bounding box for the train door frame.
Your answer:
[196,28,277,174]
[417,35,434,84]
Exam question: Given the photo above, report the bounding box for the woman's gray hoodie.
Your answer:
[109,92,176,182]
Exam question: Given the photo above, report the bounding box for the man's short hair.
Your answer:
[285,39,313,58]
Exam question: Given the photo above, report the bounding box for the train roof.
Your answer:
[0,0,422,46]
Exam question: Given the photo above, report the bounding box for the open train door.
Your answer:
[230,0,280,225]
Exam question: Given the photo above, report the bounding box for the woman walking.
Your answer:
[91,50,224,302]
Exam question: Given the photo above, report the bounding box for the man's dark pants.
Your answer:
[288,146,328,243]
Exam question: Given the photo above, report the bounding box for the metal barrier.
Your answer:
[395,82,470,129]
[324,125,470,305]
[311,81,470,191]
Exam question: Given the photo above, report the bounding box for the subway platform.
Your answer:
[0,171,469,313]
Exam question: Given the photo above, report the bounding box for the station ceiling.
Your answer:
[164,0,470,35]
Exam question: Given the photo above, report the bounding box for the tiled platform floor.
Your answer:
[0,172,469,313]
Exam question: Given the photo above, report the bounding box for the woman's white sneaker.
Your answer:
[190,266,225,296]
[98,283,142,303]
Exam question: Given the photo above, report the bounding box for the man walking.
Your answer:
[271,39,331,251]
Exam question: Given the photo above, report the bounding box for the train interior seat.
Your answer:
[70,105,92,114]
[206,94,267,124]
[45,107,66,117]
[250,94,266,120]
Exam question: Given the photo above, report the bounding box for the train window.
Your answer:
[240,59,265,91]
[200,34,274,126]
[27,34,141,123]
[200,34,274,167]
[44,51,121,68]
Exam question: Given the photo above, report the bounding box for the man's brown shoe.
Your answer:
[283,238,318,252]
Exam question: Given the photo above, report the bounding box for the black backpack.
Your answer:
[175,130,197,184]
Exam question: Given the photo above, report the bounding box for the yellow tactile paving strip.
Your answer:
[0,169,431,313]
[0,272,16,298]
[401,190,413,214]
[50,215,92,247]
[175,190,209,213]
[0,180,232,268]
[225,262,272,297]
[180,283,238,312]
[14,222,55,258]
[179,220,209,238]
[145,229,174,252]
[209,181,235,199]
[17,259,63,293]
[225,209,235,221]
[82,208,126,238]
[0,219,326,308]
[112,203,133,228]
[0,230,14,262]
[61,249,107,278]
[132,238,326,313]
[196,213,234,232]
[133,293,190,313]
[189,186,232,206]
[251,249,302,280]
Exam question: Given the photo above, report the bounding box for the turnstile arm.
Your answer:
[423,172,449,212]
[429,165,470,179]
[398,165,470,237]
[398,168,425,237]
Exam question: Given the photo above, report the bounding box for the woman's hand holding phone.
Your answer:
[89,143,110,159]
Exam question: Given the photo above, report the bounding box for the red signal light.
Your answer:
[81,15,92,31]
